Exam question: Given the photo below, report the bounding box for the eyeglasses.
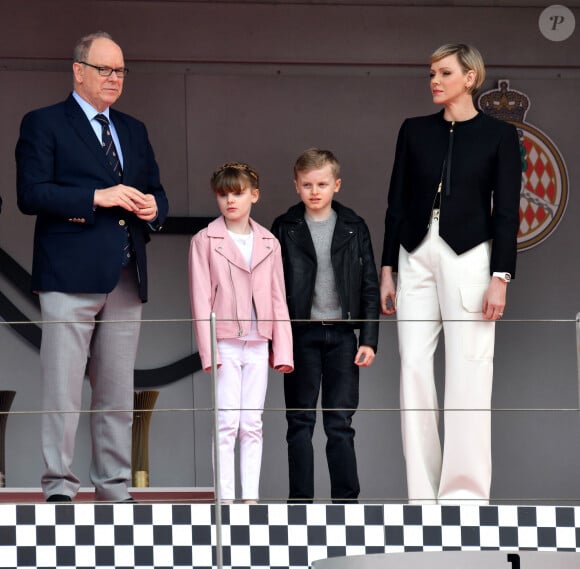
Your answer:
[77,61,129,78]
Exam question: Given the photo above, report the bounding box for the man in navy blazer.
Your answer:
[16,31,168,502]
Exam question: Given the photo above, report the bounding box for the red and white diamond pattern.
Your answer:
[516,125,566,251]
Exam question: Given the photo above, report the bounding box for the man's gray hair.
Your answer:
[73,31,114,62]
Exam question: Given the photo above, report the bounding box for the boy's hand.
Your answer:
[275,364,293,373]
[355,345,375,367]
[380,266,397,315]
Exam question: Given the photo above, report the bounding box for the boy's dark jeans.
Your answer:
[284,323,360,502]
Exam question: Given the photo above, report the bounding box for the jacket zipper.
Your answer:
[331,230,356,321]
[428,120,454,229]
[211,284,219,311]
[249,246,273,326]
[227,262,243,336]
[427,179,443,229]
[220,244,274,337]
[445,121,455,197]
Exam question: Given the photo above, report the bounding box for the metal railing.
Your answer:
[2,312,580,568]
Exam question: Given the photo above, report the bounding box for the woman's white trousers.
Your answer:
[397,214,495,504]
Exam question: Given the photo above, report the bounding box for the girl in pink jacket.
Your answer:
[189,162,293,503]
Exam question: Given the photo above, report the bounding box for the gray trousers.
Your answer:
[39,265,142,501]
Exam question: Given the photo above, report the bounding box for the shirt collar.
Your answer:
[72,91,110,122]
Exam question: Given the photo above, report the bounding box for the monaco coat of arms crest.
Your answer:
[478,80,568,251]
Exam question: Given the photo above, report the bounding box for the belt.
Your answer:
[293,320,350,328]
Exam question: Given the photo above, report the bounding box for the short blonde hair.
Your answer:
[430,43,486,95]
[210,162,259,194]
[294,148,340,179]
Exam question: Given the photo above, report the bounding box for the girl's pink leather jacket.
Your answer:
[189,216,294,372]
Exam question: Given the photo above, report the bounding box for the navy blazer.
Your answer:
[16,94,168,301]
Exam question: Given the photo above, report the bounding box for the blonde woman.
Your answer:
[380,44,521,504]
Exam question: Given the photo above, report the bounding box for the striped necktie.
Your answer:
[94,113,132,265]
[94,113,123,178]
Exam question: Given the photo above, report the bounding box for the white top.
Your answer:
[227,230,263,341]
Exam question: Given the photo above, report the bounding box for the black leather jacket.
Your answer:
[271,201,379,351]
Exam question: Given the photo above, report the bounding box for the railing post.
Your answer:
[209,311,223,569]
[0,391,16,488]
[576,313,580,411]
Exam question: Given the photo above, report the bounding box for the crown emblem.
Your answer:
[477,80,530,124]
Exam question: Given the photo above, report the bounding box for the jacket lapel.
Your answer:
[65,95,119,184]
[250,222,274,269]
[208,217,250,272]
[288,219,317,262]
[110,110,130,183]
[331,216,355,254]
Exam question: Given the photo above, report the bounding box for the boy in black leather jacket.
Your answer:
[271,148,379,503]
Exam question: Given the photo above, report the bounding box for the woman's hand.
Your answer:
[482,277,507,320]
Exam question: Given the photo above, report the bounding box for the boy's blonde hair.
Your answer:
[294,148,341,179]
[430,43,486,95]
[210,162,259,194]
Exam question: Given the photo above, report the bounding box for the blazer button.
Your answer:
[119,219,126,227]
